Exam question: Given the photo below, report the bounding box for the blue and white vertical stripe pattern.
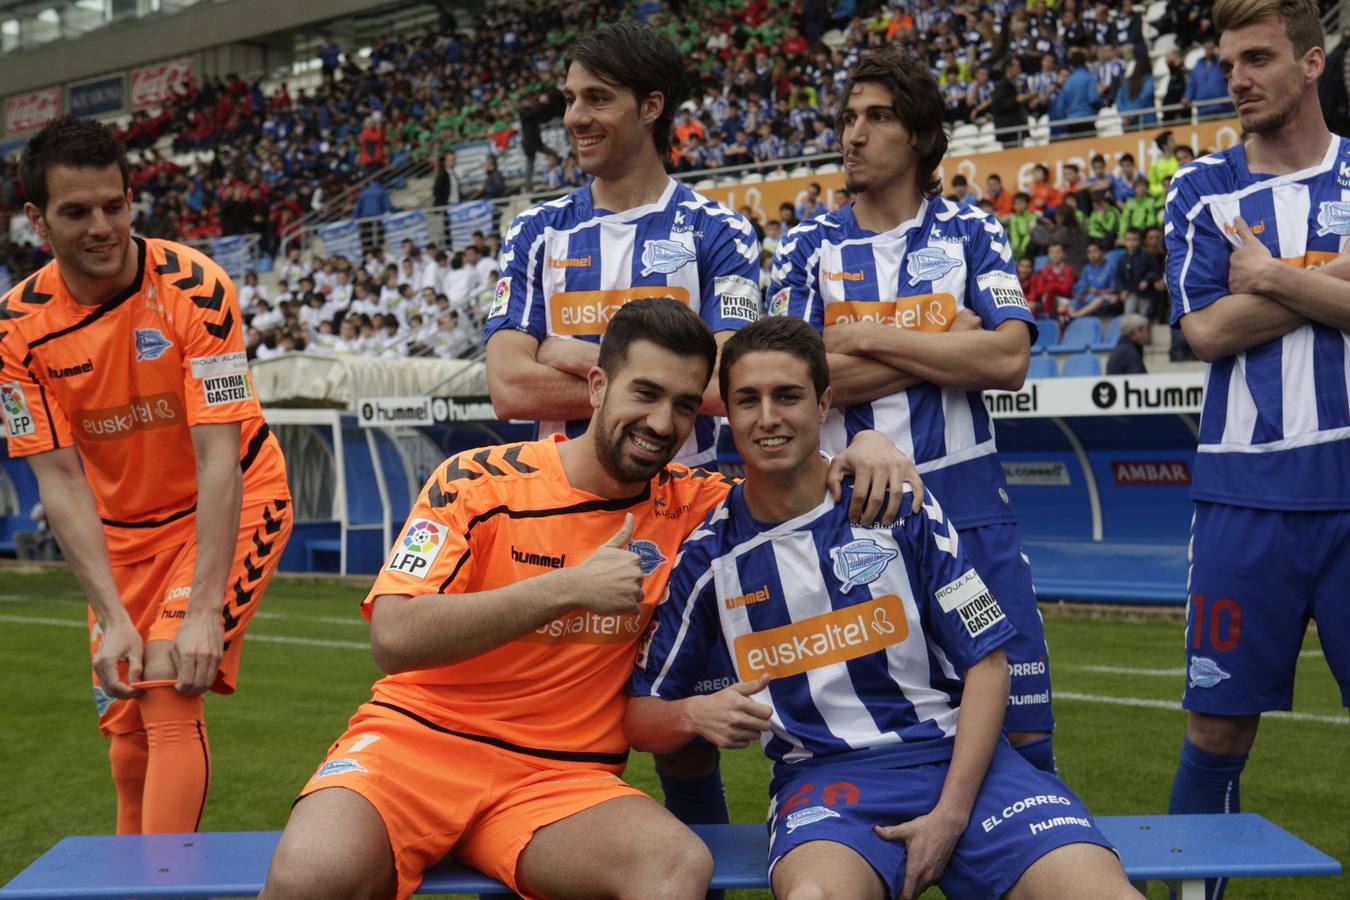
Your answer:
[630,484,1016,768]
[484,179,762,468]
[769,198,1037,527]
[1167,136,1350,509]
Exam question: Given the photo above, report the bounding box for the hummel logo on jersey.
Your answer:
[726,585,772,610]
[640,239,697,275]
[549,255,593,269]
[134,328,172,362]
[511,545,566,568]
[47,359,93,379]
[822,269,865,282]
[830,539,898,592]
[1188,656,1231,689]
[627,539,668,575]
[906,246,961,285]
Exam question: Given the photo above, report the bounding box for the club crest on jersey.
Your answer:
[313,758,367,781]
[906,246,960,285]
[830,539,898,592]
[1316,201,1350,236]
[134,328,172,362]
[640,239,697,276]
[627,539,668,575]
[1188,656,1231,689]
[784,805,841,833]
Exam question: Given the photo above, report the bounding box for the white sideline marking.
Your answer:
[1056,692,1348,726]
[1078,665,1184,676]
[0,614,367,650]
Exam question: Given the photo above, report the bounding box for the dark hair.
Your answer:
[1091,154,1105,165]
[1120,152,1136,165]
[1155,129,1174,151]
[719,316,829,402]
[1122,227,1144,239]
[598,298,716,384]
[951,174,968,187]
[565,22,687,157]
[837,44,948,199]
[1013,191,1031,203]
[20,115,129,212]
[1086,239,1105,252]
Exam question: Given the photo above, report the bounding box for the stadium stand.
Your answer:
[1,816,1340,899]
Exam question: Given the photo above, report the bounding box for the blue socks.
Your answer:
[1013,734,1057,774]
[658,764,730,825]
[1169,737,1248,900]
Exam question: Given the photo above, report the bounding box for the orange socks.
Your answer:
[138,686,211,833]
[108,730,148,835]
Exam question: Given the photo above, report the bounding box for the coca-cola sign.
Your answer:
[4,88,61,136]
[129,57,194,111]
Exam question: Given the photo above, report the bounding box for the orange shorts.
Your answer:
[89,495,293,736]
[296,701,647,900]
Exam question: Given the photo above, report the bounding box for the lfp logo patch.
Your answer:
[830,539,898,592]
[627,539,668,576]
[134,328,173,362]
[386,519,445,579]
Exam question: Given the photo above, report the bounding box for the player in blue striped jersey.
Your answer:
[1165,4,1350,892]
[484,22,761,472]
[626,318,1135,900]
[482,20,762,847]
[769,45,1060,774]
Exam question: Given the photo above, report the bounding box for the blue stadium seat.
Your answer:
[1092,315,1123,351]
[1049,317,1101,353]
[1061,353,1102,377]
[1031,317,1060,351]
[1026,354,1058,379]
[1033,254,1049,272]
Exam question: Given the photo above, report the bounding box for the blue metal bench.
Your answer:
[1,815,1339,898]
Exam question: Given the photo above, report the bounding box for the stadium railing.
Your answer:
[0,815,1340,899]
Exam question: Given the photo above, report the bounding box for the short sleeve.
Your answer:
[697,211,762,332]
[164,252,263,427]
[1167,171,1231,325]
[0,332,72,455]
[483,210,548,343]
[362,458,479,617]
[769,223,824,330]
[904,491,1015,673]
[628,535,720,699]
[964,216,1038,341]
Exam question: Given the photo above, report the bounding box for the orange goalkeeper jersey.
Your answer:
[363,435,732,768]
[0,237,286,562]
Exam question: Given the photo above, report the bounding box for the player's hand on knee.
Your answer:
[875,808,966,900]
[829,432,924,524]
[171,610,225,695]
[684,675,773,748]
[93,618,145,699]
[569,514,644,614]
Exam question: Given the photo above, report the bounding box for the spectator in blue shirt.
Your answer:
[353,180,398,254]
[1183,40,1235,118]
[1110,153,1141,205]
[1057,50,1103,136]
[1069,240,1119,318]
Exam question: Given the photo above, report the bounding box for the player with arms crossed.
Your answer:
[625,317,1137,900]
[771,46,1059,772]
[1166,3,1350,896]
[263,299,916,900]
[0,117,291,834]
[485,21,763,830]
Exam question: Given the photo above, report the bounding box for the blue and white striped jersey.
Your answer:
[1167,137,1350,509]
[484,179,761,468]
[768,198,1036,528]
[629,484,1016,769]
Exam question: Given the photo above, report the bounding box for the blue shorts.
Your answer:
[767,742,1112,899]
[1185,502,1350,713]
[962,522,1055,733]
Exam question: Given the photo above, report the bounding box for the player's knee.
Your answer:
[654,741,720,778]
[1186,712,1259,756]
[638,830,713,898]
[262,842,391,900]
[777,881,830,900]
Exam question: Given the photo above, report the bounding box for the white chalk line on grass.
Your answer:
[3,613,1342,722]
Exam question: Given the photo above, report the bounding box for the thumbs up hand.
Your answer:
[569,513,645,614]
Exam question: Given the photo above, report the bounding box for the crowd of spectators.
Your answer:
[241,234,501,362]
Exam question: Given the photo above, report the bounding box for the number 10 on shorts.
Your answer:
[1189,594,1242,652]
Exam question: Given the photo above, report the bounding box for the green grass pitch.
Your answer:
[1,569,1345,899]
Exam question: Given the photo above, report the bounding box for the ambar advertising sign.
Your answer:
[4,87,61,136]
[130,57,194,110]
[68,73,126,118]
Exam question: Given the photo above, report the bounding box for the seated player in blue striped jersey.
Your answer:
[1165,4,1350,898]
[626,317,1139,900]
[769,44,1059,775]
[484,21,764,836]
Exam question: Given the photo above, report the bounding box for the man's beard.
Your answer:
[593,402,675,484]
